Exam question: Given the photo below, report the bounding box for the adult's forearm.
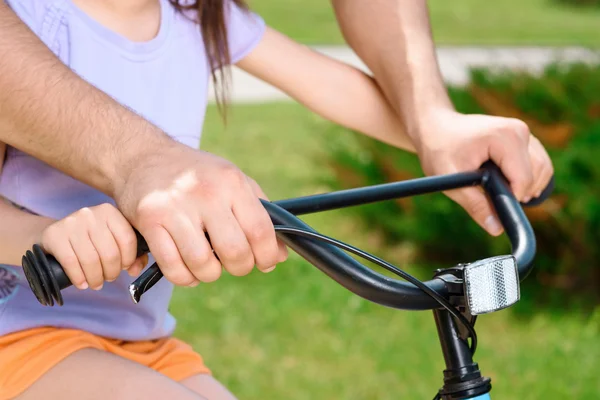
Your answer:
[331,0,454,147]
[0,3,170,196]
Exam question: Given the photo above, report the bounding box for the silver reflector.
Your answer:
[463,255,520,315]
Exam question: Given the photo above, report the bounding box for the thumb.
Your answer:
[444,187,504,237]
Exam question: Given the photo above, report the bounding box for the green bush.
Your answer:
[326,62,600,310]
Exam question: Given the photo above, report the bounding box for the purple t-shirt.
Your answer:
[0,0,265,340]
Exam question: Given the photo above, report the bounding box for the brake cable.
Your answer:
[272,225,477,355]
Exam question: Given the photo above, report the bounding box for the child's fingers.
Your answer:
[44,242,89,290]
[89,222,123,282]
[126,255,148,277]
[105,210,139,269]
[42,237,88,290]
[69,231,104,290]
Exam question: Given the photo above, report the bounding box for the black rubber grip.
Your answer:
[22,229,149,306]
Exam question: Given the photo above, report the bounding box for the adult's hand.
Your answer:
[331,0,554,236]
[0,5,287,284]
[115,144,288,286]
[413,109,553,236]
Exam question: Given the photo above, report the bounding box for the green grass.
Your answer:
[250,0,600,46]
[170,103,600,399]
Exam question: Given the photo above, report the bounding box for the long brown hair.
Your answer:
[169,0,250,116]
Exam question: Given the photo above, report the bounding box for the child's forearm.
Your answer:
[0,197,55,266]
[302,65,416,152]
[237,28,416,152]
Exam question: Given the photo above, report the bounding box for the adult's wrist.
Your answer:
[104,125,176,199]
[404,105,457,153]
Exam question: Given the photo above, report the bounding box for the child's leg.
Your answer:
[181,375,238,400]
[16,348,206,400]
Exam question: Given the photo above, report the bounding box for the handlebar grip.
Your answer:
[22,229,150,306]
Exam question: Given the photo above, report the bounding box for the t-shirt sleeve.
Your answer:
[225,1,266,64]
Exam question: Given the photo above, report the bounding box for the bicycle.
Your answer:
[21,161,554,399]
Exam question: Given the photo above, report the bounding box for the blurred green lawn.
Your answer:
[170,103,600,399]
[251,0,600,46]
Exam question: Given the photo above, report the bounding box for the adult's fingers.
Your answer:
[203,208,255,277]
[141,224,199,286]
[527,135,554,200]
[163,214,222,283]
[246,177,288,265]
[488,121,533,201]
[445,186,503,236]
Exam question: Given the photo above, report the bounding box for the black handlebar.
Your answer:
[22,162,554,308]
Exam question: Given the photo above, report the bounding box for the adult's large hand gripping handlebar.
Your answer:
[22,162,554,308]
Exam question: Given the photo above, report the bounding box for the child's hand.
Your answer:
[39,203,148,290]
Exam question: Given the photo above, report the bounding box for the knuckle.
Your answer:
[60,253,80,270]
[163,268,195,286]
[41,226,58,245]
[226,260,254,277]
[246,222,273,243]
[246,177,259,188]
[119,233,138,259]
[255,251,279,270]
[82,266,103,284]
[64,215,79,229]
[104,267,121,282]
[96,203,113,214]
[135,196,171,223]
[509,120,530,139]
[103,248,121,266]
[196,264,222,283]
[121,254,137,269]
[221,164,245,186]
[188,250,213,269]
[79,254,101,268]
[529,134,542,146]
[78,207,96,221]
[121,231,137,248]
[159,253,182,272]
[223,243,250,263]
[76,246,101,266]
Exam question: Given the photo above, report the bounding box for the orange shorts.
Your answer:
[0,327,211,400]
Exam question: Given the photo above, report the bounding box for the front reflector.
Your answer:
[463,255,520,315]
